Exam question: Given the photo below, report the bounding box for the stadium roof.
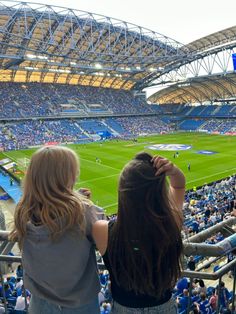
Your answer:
[185,26,236,53]
[0,0,190,90]
[148,26,236,104]
[149,73,236,104]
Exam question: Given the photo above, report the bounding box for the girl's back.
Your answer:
[10,146,100,312]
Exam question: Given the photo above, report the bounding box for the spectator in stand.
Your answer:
[9,146,100,313]
[15,278,23,290]
[93,152,185,313]
[196,292,212,314]
[100,302,111,314]
[196,280,207,295]
[176,277,189,294]
[191,290,200,303]
[16,264,23,278]
[177,289,189,312]
[3,283,12,298]
[209,288,218,311]
[6,277,15,290]
[218,281,231,311]
[15,288,29,310]
[16,285,31,298]
[191,219,200,234]
[187,256,196,271]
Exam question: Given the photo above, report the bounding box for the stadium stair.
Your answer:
[101,120,120,137]
[74,123,93,140]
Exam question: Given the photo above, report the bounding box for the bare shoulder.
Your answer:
[92,220,109,256]
[93,219,109,231]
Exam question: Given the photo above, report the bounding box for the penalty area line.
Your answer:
[76,173,119,186]
[79,157,120,171]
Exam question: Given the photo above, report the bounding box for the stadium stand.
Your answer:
[178,119,205,131]
[0,83,152,118]
[0,2,235,313]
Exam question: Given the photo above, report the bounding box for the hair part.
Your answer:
[9,146,87,248]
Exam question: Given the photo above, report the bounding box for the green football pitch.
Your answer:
[0,132,235,215]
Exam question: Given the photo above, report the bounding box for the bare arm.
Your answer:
[92,220,109,256]
[152,156,186,211]
[169,167,186,211]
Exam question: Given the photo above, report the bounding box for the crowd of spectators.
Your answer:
[115,116,172,135]
[0,82,153,118]
[0,116,172,150]
[198,119,236,134]
[0,119,90,150]
[1,83,235,119]
[175,278,232,314]
[0,264,30,313]
[183,175,236,237]
[2,115,235,151]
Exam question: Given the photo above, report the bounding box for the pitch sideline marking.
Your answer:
[188,167,236,184]
[77,173,119,185]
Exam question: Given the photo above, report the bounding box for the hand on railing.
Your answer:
[231,209,236,217]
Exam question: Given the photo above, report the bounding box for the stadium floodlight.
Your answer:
[95,63,102,69]
[26,54,48,60]
[38,55,48,60]
[149,67,157,72]
[25,67,39,70]
[48,69,71,73]
[26,54,36,59]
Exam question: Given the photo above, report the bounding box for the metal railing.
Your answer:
[0,217,235,313]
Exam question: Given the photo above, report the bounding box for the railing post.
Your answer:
[216,276,222,314]
[0,270,9,313]
[22,284,29,313]
[231,265,236,313]
[187,277,193,314]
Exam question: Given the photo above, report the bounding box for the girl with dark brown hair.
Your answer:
[93,152,185,313]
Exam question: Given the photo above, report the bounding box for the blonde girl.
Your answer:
[10,146,100,314]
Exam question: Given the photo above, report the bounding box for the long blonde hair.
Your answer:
[10,146,86,248]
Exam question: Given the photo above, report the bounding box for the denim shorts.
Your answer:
[28,295,100,314]
[111,297,178,314]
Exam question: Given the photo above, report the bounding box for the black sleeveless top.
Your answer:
[102,220,171,308]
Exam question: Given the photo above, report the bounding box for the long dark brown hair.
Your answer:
[108,152,183,298]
